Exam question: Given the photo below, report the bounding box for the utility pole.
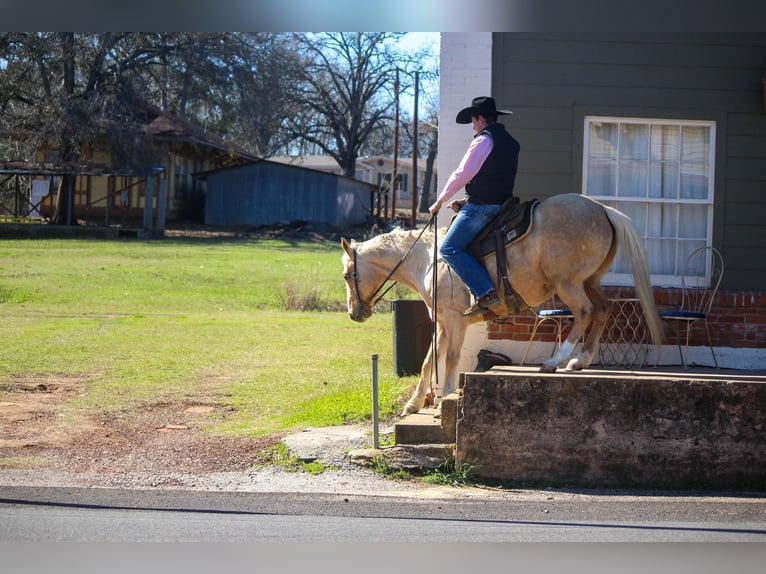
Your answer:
[411,71,419,228]
[391,69,399,222]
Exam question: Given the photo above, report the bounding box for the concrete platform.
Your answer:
[454,365,766,490]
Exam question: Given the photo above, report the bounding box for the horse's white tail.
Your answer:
[602,205,664,346]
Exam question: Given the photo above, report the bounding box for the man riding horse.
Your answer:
[428,96,520,317]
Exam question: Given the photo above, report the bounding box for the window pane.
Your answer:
[618,160,648,197]
[646,202,677,238]
[646,238,676,274]
[587,159,616,196]
[680,164,709,199]
[651,125,680,161]
[678,204,707,238]
[619,200,646,235]
[681,126,710,163]
[589,122,617,158]
[620,124,649,160]
[649,162,679,198]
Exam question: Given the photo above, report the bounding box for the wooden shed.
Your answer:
[202,160,374,228]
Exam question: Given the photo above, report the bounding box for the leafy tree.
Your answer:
[0,32,298,224]
[1,33,182,223]
[0,32,438,224]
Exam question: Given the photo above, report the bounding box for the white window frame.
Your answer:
[583,116,716,287]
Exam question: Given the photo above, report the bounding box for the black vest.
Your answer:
[465,122,520,205]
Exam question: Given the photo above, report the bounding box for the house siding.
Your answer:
[492,33,766,292]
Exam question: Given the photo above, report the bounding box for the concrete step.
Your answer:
[394,392,460,445]
[395,409,448,444]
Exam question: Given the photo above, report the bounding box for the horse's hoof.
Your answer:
[401,400,423,416]
[539,363,557,373]
[566,358,584,371]
[566,359,582,371]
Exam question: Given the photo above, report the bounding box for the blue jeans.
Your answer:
[439,202,501,299]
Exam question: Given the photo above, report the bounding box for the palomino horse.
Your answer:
[341,193,663,415]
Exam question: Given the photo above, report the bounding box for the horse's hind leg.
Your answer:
[567,283,611,370]
[541,285,591,373]
[542,281,612,372]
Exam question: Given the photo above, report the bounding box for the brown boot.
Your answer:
[463,290,501,316]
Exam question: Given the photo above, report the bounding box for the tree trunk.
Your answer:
[50,33,78,226]
[51,174,76,225]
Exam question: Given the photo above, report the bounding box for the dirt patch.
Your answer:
[0,374,283,486]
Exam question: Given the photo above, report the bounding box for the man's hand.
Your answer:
[428,199,443,215]
[447,198,467,213]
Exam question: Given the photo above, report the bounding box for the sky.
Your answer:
[394,33,440,119]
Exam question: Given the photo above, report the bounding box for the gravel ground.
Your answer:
[0,375,504,500]
[0,420,516,500]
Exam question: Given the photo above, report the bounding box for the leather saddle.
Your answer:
[466,196,539,316]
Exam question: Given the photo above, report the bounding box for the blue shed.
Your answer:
[203,160,373,227]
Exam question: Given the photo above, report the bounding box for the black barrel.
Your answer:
[391,299,433,376]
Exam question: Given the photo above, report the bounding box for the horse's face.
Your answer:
[341,238,374,322]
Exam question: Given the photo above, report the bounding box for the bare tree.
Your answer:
[286,32,416,178]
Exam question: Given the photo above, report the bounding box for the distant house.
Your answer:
[0,104,258,227]
[202,159,374,228]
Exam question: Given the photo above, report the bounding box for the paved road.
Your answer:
[2,486,765,543]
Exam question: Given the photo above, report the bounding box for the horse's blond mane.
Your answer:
[358,226,437,257]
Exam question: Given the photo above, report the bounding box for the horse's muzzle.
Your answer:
[348,304,372,323]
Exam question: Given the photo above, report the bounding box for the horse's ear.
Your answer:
[341,237,354,257]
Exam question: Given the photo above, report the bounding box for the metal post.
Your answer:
[371,353,379,449]
[156,176,166,235]
[143,173,154,233]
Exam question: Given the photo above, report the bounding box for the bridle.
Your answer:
[348,215,435,312]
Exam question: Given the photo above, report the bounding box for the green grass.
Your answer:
[0,236,417,436]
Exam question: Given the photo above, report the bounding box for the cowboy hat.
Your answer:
[455,96,513,124]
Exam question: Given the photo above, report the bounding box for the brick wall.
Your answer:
[488,286,766,350]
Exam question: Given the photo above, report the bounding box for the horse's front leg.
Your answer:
[401,314,467,414]
[436,320,464,400]
[401,342,434,415]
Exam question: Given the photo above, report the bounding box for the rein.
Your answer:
[430,215,439,399]
[351,215,435,309]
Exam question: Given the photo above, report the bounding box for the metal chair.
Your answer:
[659,246,724,368]
[520,296,574,365]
